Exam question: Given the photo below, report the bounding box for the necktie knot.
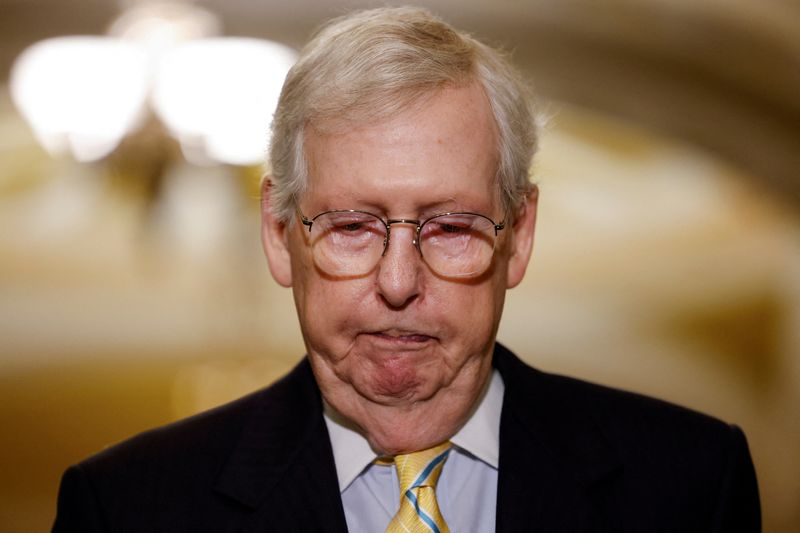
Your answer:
[386,441,452,533]
[394,441,451,492]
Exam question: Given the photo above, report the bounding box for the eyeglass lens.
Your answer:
[306,210,499,277]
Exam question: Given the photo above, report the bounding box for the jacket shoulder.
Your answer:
[494,343,760,531]
[54,358,319,532]
[495,342,736,444]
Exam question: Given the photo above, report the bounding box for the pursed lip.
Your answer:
[364,329,436,344]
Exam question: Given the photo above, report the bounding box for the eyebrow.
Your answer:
[316,198,493,219]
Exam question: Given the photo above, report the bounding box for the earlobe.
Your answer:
[260,178,293,287]
[506,185,538,289]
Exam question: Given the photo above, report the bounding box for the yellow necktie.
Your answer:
[385,442,452,533]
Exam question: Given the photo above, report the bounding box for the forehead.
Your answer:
[302,83,500,214]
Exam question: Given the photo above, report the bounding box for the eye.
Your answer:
[326,213,370,230]
[339,221,364,232]
[318,212,384,240]
[424,215,475,237]
[439,222,467,234]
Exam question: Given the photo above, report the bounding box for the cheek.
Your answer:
[295,274,371,348]
[434,281,505,347]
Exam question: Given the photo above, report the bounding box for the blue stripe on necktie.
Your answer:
[404,489,441,533]
[409,449,451,489]
[418,509,441,533]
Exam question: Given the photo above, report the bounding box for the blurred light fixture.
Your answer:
[108,1,221,60]
[9,1,296,167]
[152,38,297,166]
[10,37,150,162]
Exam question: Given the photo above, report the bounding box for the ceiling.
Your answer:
[1,0,799,206]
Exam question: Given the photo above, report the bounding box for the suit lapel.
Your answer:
[494,344,624,532]
[212,358,348,532]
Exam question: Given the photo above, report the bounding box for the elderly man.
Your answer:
[54,7,760,532]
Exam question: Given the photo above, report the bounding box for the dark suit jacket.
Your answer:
[53,343,760,532]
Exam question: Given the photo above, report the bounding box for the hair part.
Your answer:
[268,6,540,224]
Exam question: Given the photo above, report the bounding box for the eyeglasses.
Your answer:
[299,209,505,278]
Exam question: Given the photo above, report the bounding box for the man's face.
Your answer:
[262,82,537,453]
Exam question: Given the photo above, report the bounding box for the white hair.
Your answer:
[268,6,539,223]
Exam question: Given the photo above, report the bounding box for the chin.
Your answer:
[360,367,427,403]
[360,346,451,392]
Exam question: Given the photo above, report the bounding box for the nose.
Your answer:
[376,224,423,308]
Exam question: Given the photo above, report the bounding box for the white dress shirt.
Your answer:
[324,370,505,532]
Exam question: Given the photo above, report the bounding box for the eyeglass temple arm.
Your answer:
[299,214,313,231]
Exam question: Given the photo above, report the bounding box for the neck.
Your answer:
[321,364,493,455]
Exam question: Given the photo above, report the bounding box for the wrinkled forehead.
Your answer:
[300,82,502,215]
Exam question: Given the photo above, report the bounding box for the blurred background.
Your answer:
[0,0,798,531]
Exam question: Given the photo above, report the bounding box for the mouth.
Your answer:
[365,329,436,345]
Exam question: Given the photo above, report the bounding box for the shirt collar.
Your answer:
[323,369,505,491]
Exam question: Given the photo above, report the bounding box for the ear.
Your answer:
[506,185,538,289]
[260,178,293,287]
